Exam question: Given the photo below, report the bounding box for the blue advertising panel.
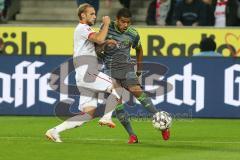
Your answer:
[0,55,240,118]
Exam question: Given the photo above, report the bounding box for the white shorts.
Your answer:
[75,65,113,111]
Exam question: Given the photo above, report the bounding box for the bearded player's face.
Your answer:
[116,17,131,33]
[84,7,96,26]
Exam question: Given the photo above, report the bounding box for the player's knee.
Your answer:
[82,107,96,118]
[116,110,128,122]
[128,85,143,97]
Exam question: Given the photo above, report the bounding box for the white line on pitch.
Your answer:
[0,136,240,144]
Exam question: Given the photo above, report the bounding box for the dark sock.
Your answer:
[115,104,135,136]
[137,92,158,114]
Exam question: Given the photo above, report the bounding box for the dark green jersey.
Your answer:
[100,21,141,79]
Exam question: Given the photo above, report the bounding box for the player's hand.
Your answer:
[102,16,111,25]
[105,39,117,46]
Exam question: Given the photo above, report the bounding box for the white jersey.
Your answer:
[73,23,115,110]
[73,22,99,81]
[74,23,97,57]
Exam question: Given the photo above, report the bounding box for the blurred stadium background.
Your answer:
[1,0,147,24]
[0,0,240,160]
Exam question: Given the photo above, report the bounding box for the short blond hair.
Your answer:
[77,3,93,20]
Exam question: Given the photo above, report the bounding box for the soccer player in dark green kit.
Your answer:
[97,8,170,143]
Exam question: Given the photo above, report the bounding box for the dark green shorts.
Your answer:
[116,76,140,89]
[104,68,140,89]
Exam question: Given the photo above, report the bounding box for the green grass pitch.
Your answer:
[0,116,240,160]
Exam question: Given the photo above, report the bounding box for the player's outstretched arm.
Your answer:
[88,16,110,44]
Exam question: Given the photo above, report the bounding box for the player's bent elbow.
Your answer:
[88,34,105,44]
[89,36,104,44]
[94,38,105,45]
[94,35,106,44]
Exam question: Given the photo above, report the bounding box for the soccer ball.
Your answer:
[152,111,172,131]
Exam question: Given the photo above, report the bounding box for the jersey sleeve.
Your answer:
[80,25,96,40]
[132,33,141,49]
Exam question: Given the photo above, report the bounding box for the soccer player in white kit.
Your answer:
[45,3,122,142]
